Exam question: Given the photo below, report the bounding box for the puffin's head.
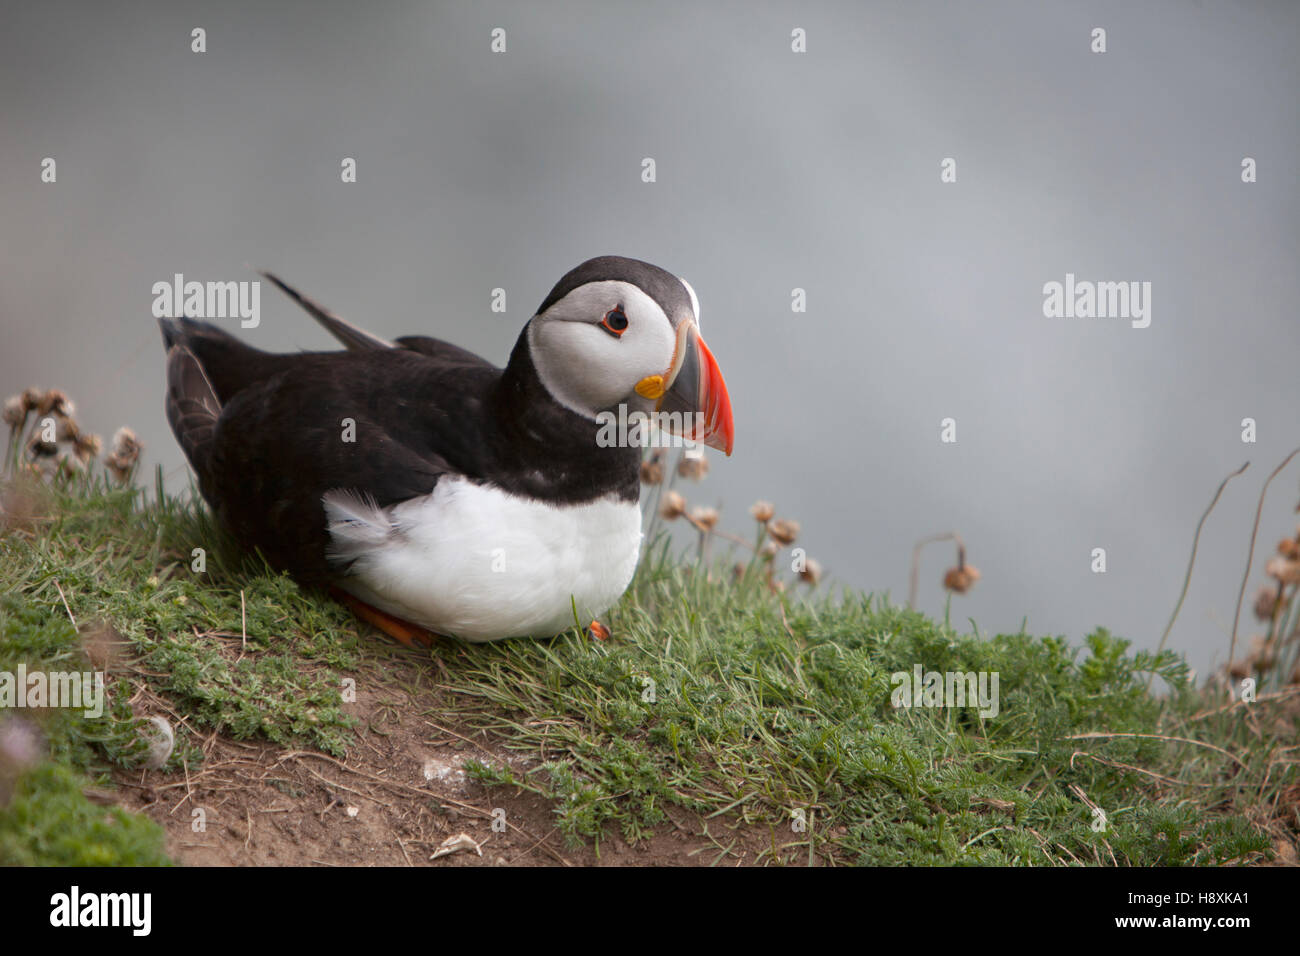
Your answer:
[526,256,735,455]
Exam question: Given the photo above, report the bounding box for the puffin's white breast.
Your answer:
[322,479,642,642]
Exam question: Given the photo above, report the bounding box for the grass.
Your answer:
[0,465,1296,865]
[0,591,171,864]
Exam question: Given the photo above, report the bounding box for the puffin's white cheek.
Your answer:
[590,336,675,409]
[531,323,633,414]
[582,352,639,408]
[530,310,681,417]
[628,319,678,381]
[619,332,671,388]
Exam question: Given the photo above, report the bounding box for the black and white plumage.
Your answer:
[159,256,734,642]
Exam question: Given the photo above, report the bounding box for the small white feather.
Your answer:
[322,489,394,565]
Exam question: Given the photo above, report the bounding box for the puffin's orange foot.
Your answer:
[330,586,438,649]
[587,620,611,641]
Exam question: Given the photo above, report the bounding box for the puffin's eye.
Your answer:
[601,307,629,337]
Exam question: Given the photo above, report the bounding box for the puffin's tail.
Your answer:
[259,270,495,366]
[158,318,223,477]
[258,271,396,351]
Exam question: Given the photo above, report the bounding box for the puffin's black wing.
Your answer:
[392,335,494,366]
[158,316,290,405]
[162,344,222,475]
[161,315,300,478]
[160,316,502,582]
[204,357,468,582]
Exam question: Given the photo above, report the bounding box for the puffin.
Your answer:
[158,256,734,647]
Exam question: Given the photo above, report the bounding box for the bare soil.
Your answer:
[110,643,771,867]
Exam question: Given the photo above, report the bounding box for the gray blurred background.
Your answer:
[2,0,1297,677]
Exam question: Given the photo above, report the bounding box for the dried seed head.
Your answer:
[759,540,778,560]
[1278,538,1300,560]
[2,395,25,428]
[1250,653,1274,675]
[1248,635,1276,673]
[106,427,143,483]
[26,434,58,459]
[21,387,43,412]
[36,389,73,418]
[1253,585,1286,622]
[639,454,664,486]
[749,500,775,523]
[659,490,686,520]
[767,518,800,546]
[676,454,709,481]
[733,563,747,582]
[73,431,102,463]
[53,414,80,443]
[690,506,719,531]
[943,564,982,594]
[1265,555,1300,586]
[110,426,141,459]
[798,557,823,586]
[1227,659,1252,681]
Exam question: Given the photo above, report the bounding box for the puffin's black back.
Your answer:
[159,317,640,583]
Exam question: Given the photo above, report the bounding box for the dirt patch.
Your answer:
[110,643,773,866]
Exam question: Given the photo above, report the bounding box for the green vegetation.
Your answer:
[0,468,1294,865]
[0,592,170,864]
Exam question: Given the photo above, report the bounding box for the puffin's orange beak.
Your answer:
[637,320,735,456]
